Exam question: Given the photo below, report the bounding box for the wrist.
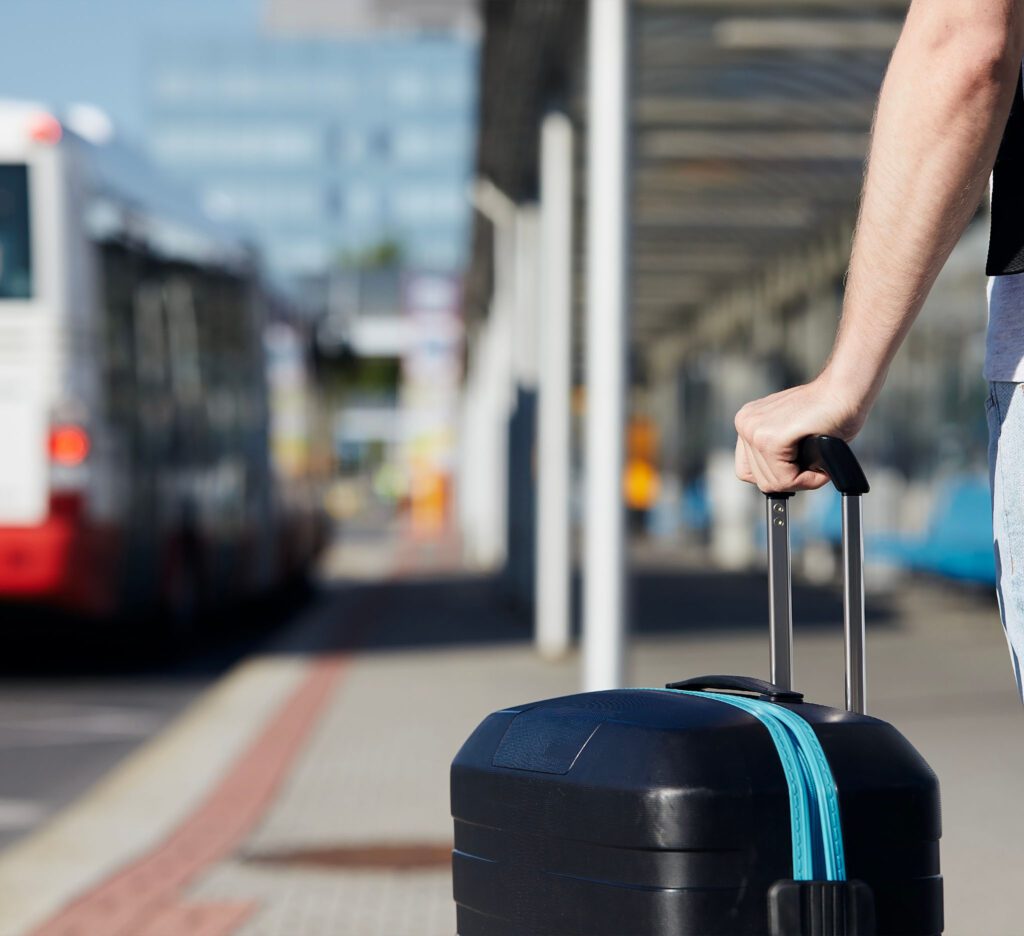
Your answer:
[816,362,879,426]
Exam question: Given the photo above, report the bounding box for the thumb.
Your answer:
[793,470,831,491]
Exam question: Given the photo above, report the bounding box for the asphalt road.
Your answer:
[0,593,310,852]
[0,678,200,850]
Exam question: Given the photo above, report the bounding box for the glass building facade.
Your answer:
[146,35,477,280]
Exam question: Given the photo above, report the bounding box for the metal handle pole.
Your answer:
[842,494,867,714]
[767,495,794,689]
[582,0,631,690]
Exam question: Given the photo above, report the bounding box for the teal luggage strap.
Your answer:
[654,688,847,882]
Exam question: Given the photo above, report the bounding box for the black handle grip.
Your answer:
[666,675,804,703]
[796,435,869,495]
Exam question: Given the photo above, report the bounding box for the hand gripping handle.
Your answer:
[796,435,870,495]
[767,436,868,714]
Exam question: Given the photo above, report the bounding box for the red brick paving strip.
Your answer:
[30,655,348,936]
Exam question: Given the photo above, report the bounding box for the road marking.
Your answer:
[0,800,46,832]
[0,706,166,737]
[0,707,166,746]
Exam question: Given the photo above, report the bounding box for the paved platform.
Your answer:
[0,531,1021,935]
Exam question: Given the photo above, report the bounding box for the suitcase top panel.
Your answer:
[452,688,940,852]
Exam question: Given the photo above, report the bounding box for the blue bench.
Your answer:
[870,476,995,585]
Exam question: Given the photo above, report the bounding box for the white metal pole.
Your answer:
[536,112,574,660]
[469,180,518,569]
[584,0,630,691]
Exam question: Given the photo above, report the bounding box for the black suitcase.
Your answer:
[451,437,943,935]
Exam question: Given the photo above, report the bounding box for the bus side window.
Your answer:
[132,279,173,456]
[164,274,202,408]
[100,244,140,436]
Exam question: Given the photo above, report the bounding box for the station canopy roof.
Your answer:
[469,0,910,351]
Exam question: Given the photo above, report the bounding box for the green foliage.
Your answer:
[320,355,401,404]
[337,239,403,271]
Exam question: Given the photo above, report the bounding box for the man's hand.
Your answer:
[734,374,867,493]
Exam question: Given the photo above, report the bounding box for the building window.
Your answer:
[324,184,344,220]
[324,123,342,161]
[391,71,424,106]
[394,126,432,163]
[442,76,468,107]
[340,130,367,163]
[409,235,465,271]
[348,184,379,221]
[154,70,194,101]
[201,184,320,222]
[370,129,391,160]
[151,125,319,165]
[394,124,475,164]
[391,185,468,225]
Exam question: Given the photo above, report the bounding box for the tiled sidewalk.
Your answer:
[4,532,1024,934]
[189,570,580,936]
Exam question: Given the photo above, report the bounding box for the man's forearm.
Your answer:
[824,0,1024,410]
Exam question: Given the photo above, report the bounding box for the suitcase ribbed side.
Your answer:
[768,880,876,936]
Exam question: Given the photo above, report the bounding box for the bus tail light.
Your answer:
[28,113,63,146]
[49,425,90,466]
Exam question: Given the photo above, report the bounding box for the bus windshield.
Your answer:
[0,164,32,299]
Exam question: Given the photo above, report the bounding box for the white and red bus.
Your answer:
[0,101,325,627]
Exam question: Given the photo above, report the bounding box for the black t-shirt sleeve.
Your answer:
[988,66,1024,276]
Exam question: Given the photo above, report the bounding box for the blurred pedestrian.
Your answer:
[733,0,1024,695]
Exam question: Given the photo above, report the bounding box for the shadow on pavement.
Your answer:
[0,581,315,679]
[290,568,899,656]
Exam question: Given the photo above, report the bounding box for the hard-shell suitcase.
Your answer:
[451,437,943,935]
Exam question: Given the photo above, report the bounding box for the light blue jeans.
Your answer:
[987,381,1024,700]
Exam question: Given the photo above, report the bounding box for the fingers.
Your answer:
[734,438,754,484]
[735,409,795,492]
[746,440,785,493]
[735,439,835,492]
[735,434,833,493]
[735,433,778,492]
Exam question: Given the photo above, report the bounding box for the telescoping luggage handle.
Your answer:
[768,435,870,714]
